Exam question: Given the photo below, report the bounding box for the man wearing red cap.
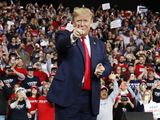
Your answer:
[146,69,156,89]
[21,65,42,93]
[97,73,119,120]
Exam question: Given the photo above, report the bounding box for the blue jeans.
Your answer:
[0,115,5,120]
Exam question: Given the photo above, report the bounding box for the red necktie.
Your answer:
[81,36,91,90]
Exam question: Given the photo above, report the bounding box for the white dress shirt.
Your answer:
[82,35,91,57]
[70,34,91,57]
[70,34,91,84]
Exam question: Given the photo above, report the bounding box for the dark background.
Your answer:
[3,0,160,11]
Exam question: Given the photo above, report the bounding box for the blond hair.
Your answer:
[72,7,94,20]
[143,89,153,101]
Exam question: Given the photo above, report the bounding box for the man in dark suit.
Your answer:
[47,7,112,120]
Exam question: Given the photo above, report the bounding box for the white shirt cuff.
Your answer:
[70,33,77,44]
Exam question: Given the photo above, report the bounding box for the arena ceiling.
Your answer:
[2,0,160,11]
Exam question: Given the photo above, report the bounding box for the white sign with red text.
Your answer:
[110,19,121,29]
[144,101,160,119]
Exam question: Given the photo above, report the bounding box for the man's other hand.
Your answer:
[94,63,105,78]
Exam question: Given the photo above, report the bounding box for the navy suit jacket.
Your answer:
[47,30,112,115]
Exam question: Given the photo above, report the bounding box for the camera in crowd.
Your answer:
[5,65,13,72]
[120,96,128,102]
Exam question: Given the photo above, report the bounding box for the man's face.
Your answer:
[119,56,125,63]
[148,71,154,78]
[43,84,50,95]
[139,57,144,64]
[31,88,38,95]
[120,82,127,91]
[27,70,34,77]
[128,66,134,73]
[73,13,93,36]
[140,83,147,91]
[17,59,24,67]
[100,89,108,100]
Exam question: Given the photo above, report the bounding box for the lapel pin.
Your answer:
[94,41,96,45]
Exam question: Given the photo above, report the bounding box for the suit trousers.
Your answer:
[55,90,97,120]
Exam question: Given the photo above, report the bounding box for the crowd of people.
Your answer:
[0,0,160,120]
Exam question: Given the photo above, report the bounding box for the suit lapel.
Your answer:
[77,37,97,72]
[90,37,97,72]
[77,38,85,60]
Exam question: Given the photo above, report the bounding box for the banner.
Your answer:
[102,3,110,10]
[110,19,121,29]
[144,101,160,119]
[91,21,99,29]
[137,6,148,14]
[7,21,14,30]
[65,22,73,32]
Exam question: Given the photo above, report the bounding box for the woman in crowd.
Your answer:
[28,86,39,120]
[37,82,55,120]
[136,89,152,111]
